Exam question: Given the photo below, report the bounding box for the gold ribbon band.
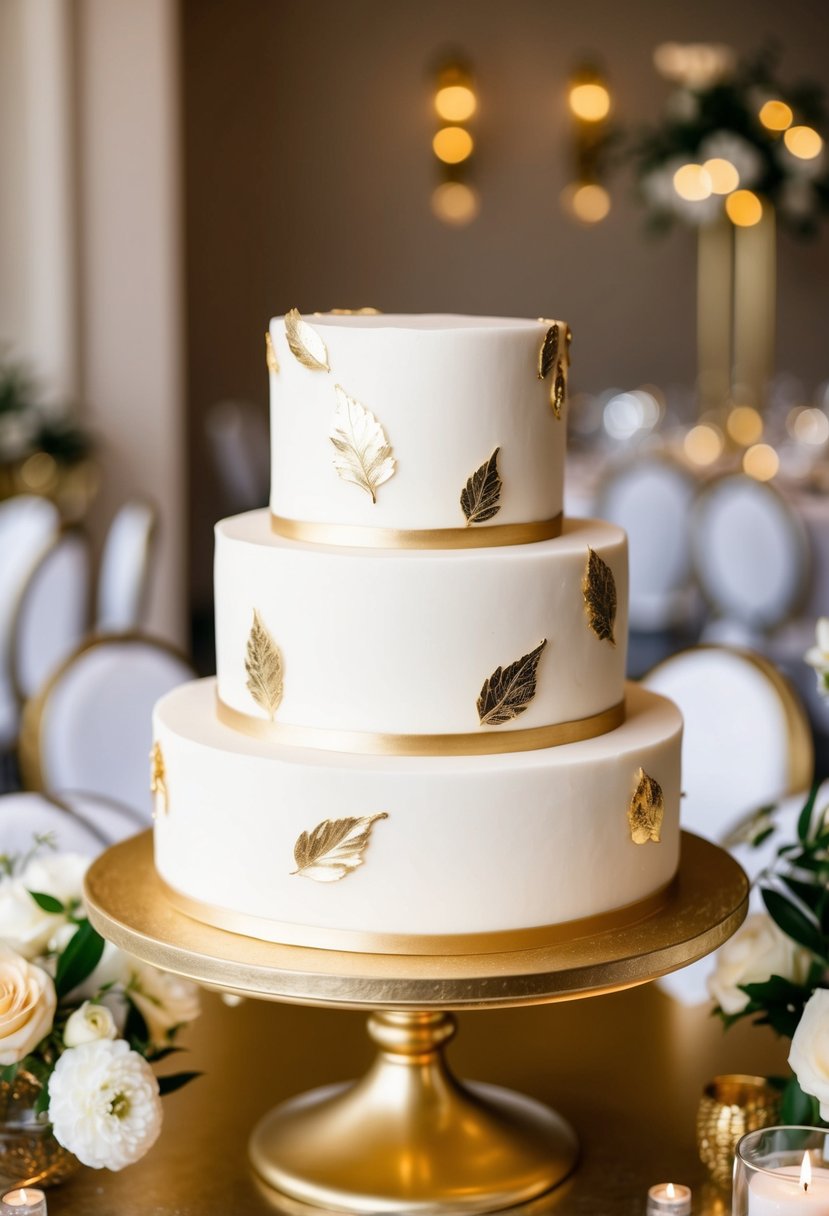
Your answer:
[159,872,673,957]
[215,695,626,757]
[270,511,563,550]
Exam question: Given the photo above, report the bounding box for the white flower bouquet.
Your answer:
[709,782,829,1124]
[0,839,200,1173]
[805,617,829,700]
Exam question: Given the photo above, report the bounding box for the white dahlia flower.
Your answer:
[48,1040,162,1170]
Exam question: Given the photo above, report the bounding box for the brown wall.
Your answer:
[182,0,829,612]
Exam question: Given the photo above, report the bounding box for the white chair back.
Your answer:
[597,456,698,630]
[95,500,157,633]
[0,496,60,746]
[0,790,109,856]
[12,530,91,702]
[19,635,194,821]
[692,475,811,632]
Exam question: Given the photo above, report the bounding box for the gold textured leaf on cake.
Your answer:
[149,741,168,818]
[265,330,280,374]
[564,324,573,366]
[628,768,664,845]
[245,608,284,720]
[537,323,560,380]
[329,384,396,503]
[551,360,567,419]
[327,307,382,315]
[461,448,502,525]
[284,307,330,371]
[291,812,389,882]
[582,547,617,645]
[477,640,547,726]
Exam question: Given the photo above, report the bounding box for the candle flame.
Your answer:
[801,1153,812,1192]
[666,1183,676,1199]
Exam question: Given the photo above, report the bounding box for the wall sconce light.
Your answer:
[561,62,613,225]
[430,56,480,226]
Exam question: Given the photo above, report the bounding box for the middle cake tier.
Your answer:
[215,510,628,748]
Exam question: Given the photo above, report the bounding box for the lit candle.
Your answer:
[748,1153,829,1215]
[647,1182,692,1215]
[0,1189,47,1215]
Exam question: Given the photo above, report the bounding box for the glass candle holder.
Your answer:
[733,1126,829,1216]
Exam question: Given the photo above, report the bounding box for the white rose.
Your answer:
[0,879,63,960]
[48,1039,162,1170]
[64,1000,118,1047]
[0,945,56,1065]
[789,989,829,1119]
[126,962,200,1046]
[21,853,88,905]
[707,912,812,1014]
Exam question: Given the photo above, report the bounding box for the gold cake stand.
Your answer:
[85,830,747,1215]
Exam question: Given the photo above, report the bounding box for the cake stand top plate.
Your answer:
[84,830,747,1011]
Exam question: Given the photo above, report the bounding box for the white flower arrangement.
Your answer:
[0,839,200,1172]
[804,617,829,699]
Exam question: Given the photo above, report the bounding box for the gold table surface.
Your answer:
[44,980,787,1215]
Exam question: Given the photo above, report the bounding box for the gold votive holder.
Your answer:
[696,1074,782,1189]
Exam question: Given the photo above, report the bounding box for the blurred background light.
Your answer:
[432,125,474,164]
[684,423,724,466]
[703,158,739,194]
[726,404,764,445]
[725,189,763,226]
[430,181,480,225]
[435,84,477,122]
[784,125,823,159]
[563,182,611,224]
[673,163,712,201]
[758,99,793,131]
[569,82,611,122]
[742,443,780,480]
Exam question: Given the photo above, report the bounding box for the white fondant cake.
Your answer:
[154,312,683,953]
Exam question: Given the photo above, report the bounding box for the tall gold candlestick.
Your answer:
[733,205,776,409]
[697,217,734,412]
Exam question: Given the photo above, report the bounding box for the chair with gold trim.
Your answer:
[0,790,110,856]
[95,500,158,633]
[642,644,814,1004]
[18,634,194,825]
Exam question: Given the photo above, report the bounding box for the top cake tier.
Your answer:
[268,312,570,547]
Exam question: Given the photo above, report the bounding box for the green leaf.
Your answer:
[27,890,64,914]
[54,919,105,999]
[33,1084,50,1116]
[0,1063,19,1083]
[123,1000,149,1054]
[738,975,813,1038]
[762,888,827,959]
[146,1045,185,1064]
[157,1071,202,1096]
[780,875,825,912]
[752,826,776,848]
[781,1074,821,1125]
[797,781,821,843]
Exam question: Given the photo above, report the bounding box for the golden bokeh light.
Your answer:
[673,163,712,201]
[758,100,793,131]
[569,83,611,122]
[430,181,480,226]
[435,84,477,123]
[791,406,829,446]
[726,405,764,446]
[563,182,611,223]
[783,125,823,159]
[743,443,779,481]
[703,158,740,194]
[432,126,475,164]
[725,189,763,227]
[684,424,724,466]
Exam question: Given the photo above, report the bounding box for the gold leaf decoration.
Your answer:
[327,307,382,315]
[149,741,168,818]
[628,768,664,845]
[477,640,547,727]
[551,360,567,419]
[245,608,284,720]
[538,323,559,380]
[265,330,279,374]
[461,448,502,525]
[284,308,330,371]
[291,812,388,882]
[329,384,396,503]
[582,547,617,645]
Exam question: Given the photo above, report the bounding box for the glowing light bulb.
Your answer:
[432,126,474,164]
[431,181,480,225]
[673,164,712,201]
[743,443,779,480]
[759,99,793,131]
[569,82,611,122]
[784,125,823,159]
[703,158,739,194]
[726,189,763,227]
[435,84,477,122]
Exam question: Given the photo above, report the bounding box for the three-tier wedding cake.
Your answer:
[152,312,682,953]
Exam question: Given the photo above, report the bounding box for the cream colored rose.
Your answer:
[64,1000,118,1047]
[707,913,812,1015]
[789,989,829,1119]
[0,945,56,1065]
[126,963,200,1046]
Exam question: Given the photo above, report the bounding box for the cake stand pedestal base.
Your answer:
[249,1009,577,1213]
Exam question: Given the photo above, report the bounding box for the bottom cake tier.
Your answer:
[152,679,682,953]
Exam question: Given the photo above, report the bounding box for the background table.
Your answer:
[45,979,787,1215]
